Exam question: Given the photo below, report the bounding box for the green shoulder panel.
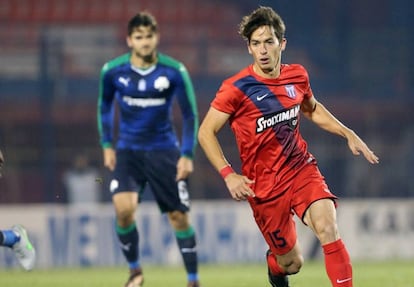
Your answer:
[100,53,130,76]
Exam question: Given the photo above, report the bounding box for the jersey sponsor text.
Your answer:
[122,96,166,108]
[256,105,300,133]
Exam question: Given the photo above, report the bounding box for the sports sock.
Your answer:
[175,226,198,281]
[323,239,353,287]
[116,222,140,269]
[266,249,286,276]
[0,229,20,247]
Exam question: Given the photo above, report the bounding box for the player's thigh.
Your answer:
[110,149,145,194]
[111,149,145,202]
[145,149,190,213]
[250,195,297,256]
[303,198,339,244]
[291,162,337,222]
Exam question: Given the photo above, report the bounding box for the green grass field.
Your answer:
[0,260,413,287]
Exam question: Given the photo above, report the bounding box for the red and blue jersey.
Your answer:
[212,64,314,197]
[98,53,198,158]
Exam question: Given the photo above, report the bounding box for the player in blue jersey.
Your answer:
[0,149,36,271]
[97,12,200,287]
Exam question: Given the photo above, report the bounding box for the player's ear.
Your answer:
[281,38,287,51]
[126,36,132,48]
[154,32,160,45]
[247,41,252,55]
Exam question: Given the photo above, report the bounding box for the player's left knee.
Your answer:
[314,222,339,243]
[278,253,303,275]
[283,256,303,275]
[167,210,189,229]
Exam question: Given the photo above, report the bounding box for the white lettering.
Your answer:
[122,96,166,108]
[256,106,300,133]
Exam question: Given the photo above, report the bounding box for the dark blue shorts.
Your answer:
[110,148,190,213]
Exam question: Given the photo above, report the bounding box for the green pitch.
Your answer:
[0,260,413,287]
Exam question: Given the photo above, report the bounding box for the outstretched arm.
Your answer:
[198,107,255,201]
[301,96,379,164]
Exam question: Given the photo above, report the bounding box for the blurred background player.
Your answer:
[198,6,379,287]
[97,12,201,287]
[0,149,36,271]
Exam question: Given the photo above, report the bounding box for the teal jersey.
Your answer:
[97,53,198,158]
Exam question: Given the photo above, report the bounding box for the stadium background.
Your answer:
[0,0,413,268]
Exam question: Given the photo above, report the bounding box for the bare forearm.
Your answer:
[198,129,230,172]
[306,102,352,138]
[198,126,255,200]
[304,102,379,164]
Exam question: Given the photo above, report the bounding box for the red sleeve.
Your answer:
[211,80,243,115]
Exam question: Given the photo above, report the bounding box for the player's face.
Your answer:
[127,26,159,62]
[248,25,286,77]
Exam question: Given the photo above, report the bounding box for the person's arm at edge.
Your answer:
[97,65,116,171]
[175,63,198,180]
[301,96,379,164]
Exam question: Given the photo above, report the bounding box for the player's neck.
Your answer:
[252,63,281,79]
[130,52,157,69]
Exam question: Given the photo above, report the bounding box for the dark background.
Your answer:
[0,0,413,203]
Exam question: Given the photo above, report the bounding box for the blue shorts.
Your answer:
[110,148,190,213]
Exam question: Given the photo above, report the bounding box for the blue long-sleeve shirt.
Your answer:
[97,53,198,158]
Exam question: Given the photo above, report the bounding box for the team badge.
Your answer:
[285,85,296,99]
[154,76,170,92]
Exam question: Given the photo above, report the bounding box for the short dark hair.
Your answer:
[238,6,286,43]
[127,12,158,36]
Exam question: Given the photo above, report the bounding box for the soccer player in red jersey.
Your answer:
[198,6,379,287]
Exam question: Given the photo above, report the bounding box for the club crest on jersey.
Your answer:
[285,85,296,99]
[256,105,300,133]
[154,76,170,92]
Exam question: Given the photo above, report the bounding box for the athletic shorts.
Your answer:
[110,148,190,213]
[248,160,337,255]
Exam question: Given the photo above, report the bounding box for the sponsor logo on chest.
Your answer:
[256,105,300,133]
